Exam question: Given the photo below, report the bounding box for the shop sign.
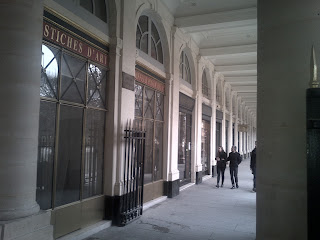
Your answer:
[43,21,108,67]
[135,69,165,93]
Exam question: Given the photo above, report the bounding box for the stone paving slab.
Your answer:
[85,159,256,240]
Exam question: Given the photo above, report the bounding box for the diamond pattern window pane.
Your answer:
[144,88,154,119]
[61,53,86,104]
[41,44,59,99]
[155,92,164,121]
[135,84,143,117]
[87,64,107,109]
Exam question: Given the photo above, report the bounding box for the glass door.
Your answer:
[178,111,192,185]
[201,120,210,175]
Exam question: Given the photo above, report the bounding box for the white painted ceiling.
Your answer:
[161,0,257,117]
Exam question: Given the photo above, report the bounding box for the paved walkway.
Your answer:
[85,159,256,240]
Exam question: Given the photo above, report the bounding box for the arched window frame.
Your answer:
[216,80,222,104]
[179,50,191,84]
[136,15,163,64]
[79,0,108,23]
[225,88,230,110]
[202,70,210,98]
[232,95,236,114]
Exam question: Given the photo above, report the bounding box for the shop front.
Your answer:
[178,93,195,186]
[201,104,212,176]
[37,9,109,238]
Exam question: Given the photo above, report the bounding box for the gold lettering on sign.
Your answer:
[100,53,104,64]
[44,25,49,37]
[42,21,109,67]
[87,47,92,57]
[73,39,78,51]
[60,33,66,45]
[66,36,73,49]
[56,30,60,43]
[79,42,83,53]
[50,28,56,40]
[135,70,165,93]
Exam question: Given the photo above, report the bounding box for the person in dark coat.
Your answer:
[250,141,257,192]
[215,146,227,188]
[227,146,242,189]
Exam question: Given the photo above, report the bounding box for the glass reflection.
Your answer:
[41,44,59,98]
[144,120,154,184]
[87,64,107,109]
[201,120,210,175]
[36,101,56,210]
[83,109,105,199]
[55,105,83,207]
[61,53,86,104]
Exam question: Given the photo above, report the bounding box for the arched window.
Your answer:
[179,51,191,84]
[225,89,229,110]
[216,80,222,104]
[232,96,236,113]
[136,15,163,63]
[80,0,107,22]
[202,71,209,98]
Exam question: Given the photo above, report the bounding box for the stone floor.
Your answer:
[85,159,256,240]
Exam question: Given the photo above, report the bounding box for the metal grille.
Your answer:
[120,120,146,225]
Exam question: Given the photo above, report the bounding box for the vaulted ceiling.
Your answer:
[161,0,257,117]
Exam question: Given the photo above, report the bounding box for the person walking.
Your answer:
[215,146,227,188]
[227,146,242,189]
[250,141,257,192]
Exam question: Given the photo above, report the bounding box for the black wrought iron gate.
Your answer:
[120,120,145,225]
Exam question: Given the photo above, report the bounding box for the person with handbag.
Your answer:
[227,146,242,189]
[215,146,227,188]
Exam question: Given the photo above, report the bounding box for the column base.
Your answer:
[105,195,121,226]
[0,203,39,221]
[164,180,180,198]
[0,211,53,240]
[196,171,202,184]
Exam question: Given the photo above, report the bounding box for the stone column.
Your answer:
[0,0,43,221]
[211,72,217,177]
[194,56,203,184]
[228,95,233,152]
[111,0,135,198]
[165,26,181,197]
[239,131,243,155]
[221,86,226,150]
[257,0,310,238]
[0,2,53,239]
[234,98,239,150]
[234,120,239,150]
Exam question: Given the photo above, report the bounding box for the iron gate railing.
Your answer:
[120,120,145,225]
